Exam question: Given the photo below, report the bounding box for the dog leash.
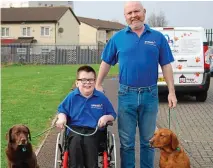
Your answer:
[31,125,57,139]
[167,108,181,151]
[64,124,98,136]
[31,124,99,139]
[20,124,99,154]
[168,108,171,129]
[168,108,191,145]
[167,108,181,136]
[19,125,57,152]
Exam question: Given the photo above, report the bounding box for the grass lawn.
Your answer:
[1,64,118,167]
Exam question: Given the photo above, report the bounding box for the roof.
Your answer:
[1,39,17,44]
[1,37,37,44]
[1,7,80,24]
[78,16,126,30]
[14,37,37,43]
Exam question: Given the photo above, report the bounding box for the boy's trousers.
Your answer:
[67,126,99,168]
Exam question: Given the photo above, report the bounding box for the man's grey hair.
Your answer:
[124,1,144,13]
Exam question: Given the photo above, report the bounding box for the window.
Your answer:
[1,27,10,37]
[17,48,27,54]
[41,27,50,36]
[22,27,31,36]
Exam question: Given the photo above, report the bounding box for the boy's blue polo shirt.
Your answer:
[58,88,116,129]
[101,24,174,87]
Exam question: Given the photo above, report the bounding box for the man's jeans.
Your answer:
[118,84,159,168]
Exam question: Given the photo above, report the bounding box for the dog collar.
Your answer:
[19,145,27,152]
[22,146,27,152]
[176,147,180,151]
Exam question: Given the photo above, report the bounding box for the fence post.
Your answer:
[206,29,213,46]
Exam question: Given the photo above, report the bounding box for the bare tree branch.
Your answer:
[147,10,168,27]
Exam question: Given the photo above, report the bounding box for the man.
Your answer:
[96,1,177,168]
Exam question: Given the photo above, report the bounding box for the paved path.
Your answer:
[37,77,213,168]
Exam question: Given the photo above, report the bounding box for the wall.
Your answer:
[97,30,106,43]
[56,9,79,45]
[79,22,97,44]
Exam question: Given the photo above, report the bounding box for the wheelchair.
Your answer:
[54,122,117,168]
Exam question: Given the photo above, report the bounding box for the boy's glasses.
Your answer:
[77,78,96,84]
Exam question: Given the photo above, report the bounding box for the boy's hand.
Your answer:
[56,113,67,129]
[98,116,109,128]
[95,85,104,93]
[56,119,66,129]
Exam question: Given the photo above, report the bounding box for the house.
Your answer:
[28,1,74,9]
[1,7,80,45]
[78,16,126,44]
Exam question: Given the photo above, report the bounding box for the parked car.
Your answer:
[153,27,211,102]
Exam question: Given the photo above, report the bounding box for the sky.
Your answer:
[1,0,213,29]
[74,1,213,29]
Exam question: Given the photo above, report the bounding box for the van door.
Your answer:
[173,28,204,85]
[153,28,176,85]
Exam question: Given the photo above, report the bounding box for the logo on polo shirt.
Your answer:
[91,104,103,109]
[144,41,156,46]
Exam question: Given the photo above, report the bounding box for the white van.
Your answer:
[153,27,211,102]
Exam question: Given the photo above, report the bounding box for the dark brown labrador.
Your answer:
[6,124,39,168]
[150,128,190,168]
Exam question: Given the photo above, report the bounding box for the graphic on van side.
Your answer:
[179,74,198,83]
[174,36,179,41]
[181,32,192,38]
[195,72,200,77]
[177,65,183,70]
[195,57,200,63]
[164,34,174,46]
[179,74,186,83]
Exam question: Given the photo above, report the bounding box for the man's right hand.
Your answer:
[95,85,104,92]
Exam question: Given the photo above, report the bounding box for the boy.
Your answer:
[56,65,116,168]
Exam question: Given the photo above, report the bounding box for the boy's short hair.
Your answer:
[77,65,96,79]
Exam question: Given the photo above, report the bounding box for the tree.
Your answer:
[147,11,168,27]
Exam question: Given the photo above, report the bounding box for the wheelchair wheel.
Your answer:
[54,130,65,168]
[107,131,117,168]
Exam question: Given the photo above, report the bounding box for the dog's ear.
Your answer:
[6,127,13,143]
[171,132,179,150]
[25,126,31,141]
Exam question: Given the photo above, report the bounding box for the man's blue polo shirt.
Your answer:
[58,88,116,128]
[101,24,174,87]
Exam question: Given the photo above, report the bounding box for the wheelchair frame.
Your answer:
[54,125,117,168]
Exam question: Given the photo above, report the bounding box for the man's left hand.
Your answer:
[168,92,177,108]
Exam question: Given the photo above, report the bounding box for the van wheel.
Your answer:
[196,91,207,102]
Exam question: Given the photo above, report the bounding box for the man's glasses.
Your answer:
[77,78,96,84]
